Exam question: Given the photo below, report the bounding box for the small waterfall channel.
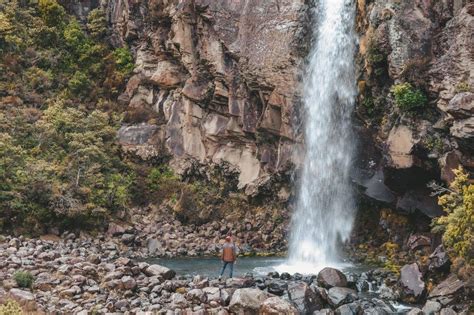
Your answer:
[282,0,358,274]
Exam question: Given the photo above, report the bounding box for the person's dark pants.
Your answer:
[220,261,234,278]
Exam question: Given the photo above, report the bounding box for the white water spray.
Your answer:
[280,0,357,274]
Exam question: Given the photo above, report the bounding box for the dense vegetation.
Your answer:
[0,0,134,232]
[432,168,474,262]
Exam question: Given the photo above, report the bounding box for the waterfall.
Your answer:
[282,0,357,273]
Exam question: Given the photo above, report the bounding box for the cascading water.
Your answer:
[280,0,357,274]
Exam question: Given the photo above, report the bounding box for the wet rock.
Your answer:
[406,308,423,315]
[229,288,269,314]
[267,280,287,296]
[318,267,348,288]
[399,263,425,303]
[288,281,323,313]
[259,296,298,315]
[144,264,176,280]
[335,301,362,315]
[314,309,335,315]
[422,300,442,315]
[428,274,464,306]
[327,287,358,308]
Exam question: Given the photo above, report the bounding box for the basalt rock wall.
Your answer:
[355,0,473,218]
[63,0,473,219]
[102,0,311,197]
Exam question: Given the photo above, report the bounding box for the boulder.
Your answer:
[428,245,451,272]
[327,287,358,308]
[406,234,431,251]
[422,300,442,315]
[144,264,176,280]
[170,292,187,308]
[406,308,423,315]
[317,267,348,288]
[288,282,323,313]
[121,275,137,290]
[314,309,335,315]
[225,277,255,288]
[186,288,207,303]
[399,263,425,303]
[335,302,362,315]
[267,280,287,296]
[107,222,126,236]
[8,288,37,311]
[439,307,457,315]
[259,296,298,315]
[428,274,464,306]
[203,287,221,303]
[229,288,269,314]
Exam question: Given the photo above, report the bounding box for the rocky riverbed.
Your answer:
[0,234,471,314]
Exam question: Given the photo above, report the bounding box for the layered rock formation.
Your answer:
[355,0,473,217]
[102,0,310,195]
[61,1,473,220]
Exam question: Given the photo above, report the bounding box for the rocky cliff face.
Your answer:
[63,0,473,218]
[355,0,473,217]
[99,0,311,197]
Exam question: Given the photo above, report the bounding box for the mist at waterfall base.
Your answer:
[277,0,357,275]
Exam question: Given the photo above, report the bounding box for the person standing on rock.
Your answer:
[219,236,237,279]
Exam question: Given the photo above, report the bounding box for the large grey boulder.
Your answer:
[144,264,176,280]
[399,263,425,303]
[229,288,269,314]
[317,267,348,288]
[327,287,358,308]
[428,274,464,306]
[428,245,451,272]
[288,281,323,313]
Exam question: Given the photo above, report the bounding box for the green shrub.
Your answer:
[432,167,473,261]
[38,0,66,28]
[87,9,107,39]
[455,81,471,93]
[68,71,91,95]
[390,83,427,111]
[0,299,22,315]
[113,47,134,75]
[13,270,34,288]
[147,166,179,191]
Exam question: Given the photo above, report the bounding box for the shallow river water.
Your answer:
[146,256,368,278]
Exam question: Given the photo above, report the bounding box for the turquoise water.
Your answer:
[146,256,286,277]
[145,256,370,278]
